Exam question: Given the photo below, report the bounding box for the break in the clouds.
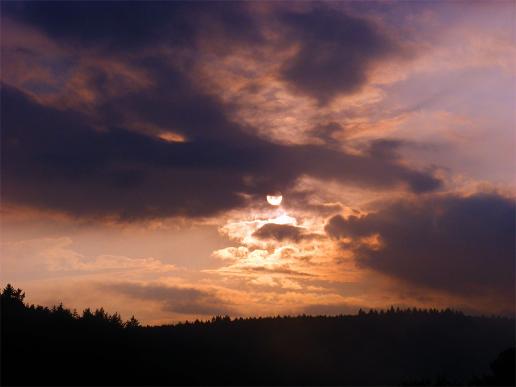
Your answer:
[326,193,515,307]
[1,1,514,322]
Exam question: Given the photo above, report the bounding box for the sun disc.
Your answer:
[266,194,283,206]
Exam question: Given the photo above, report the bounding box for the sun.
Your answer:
[266,194,283,206]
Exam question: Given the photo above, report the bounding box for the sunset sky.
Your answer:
[1,1,514,324]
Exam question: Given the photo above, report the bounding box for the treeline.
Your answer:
[1,284,514,386]
[1,284,141,328]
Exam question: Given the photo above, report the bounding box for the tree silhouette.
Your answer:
[125,315,141,328]
[1,283,25,306]
[471,347,516,386]
[1,284,514,386]
[490,347,516,386]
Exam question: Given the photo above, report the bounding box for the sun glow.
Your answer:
[269,212,296,225]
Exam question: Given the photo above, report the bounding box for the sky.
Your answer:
[1,0,515,324]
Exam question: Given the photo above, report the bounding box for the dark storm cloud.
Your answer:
[0,84,256,219]
[279,6,400,104]
[286,144,441,193]
[0,2,441,219]
[107,283,233,316]
[367,139,405,160]
[253,223,318,242]
[2,1,262,52]
[1,84,441,219]
[94,58,249,143]
[326,193,515,301]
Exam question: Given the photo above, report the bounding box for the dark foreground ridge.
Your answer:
[1,284,514,386]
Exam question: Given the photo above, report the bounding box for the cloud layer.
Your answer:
[1,81,440,219]
[279,6,401,104]
[1,1,514,321]
[253,223,318,242]
[106,282,234,316]
[326,193,515,306]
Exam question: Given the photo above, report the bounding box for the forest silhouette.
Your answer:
[1,284,514,386]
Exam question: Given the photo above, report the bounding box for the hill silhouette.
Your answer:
[1,284,514,386]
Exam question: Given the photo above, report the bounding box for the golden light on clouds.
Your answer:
[157,131,187,143]
[1,1,514,325]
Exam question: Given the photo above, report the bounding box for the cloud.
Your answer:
[0,2,444,222]
[1,84,441,219]
[252,223,318,242]
[241,265,314,278]
[1,1,263,52]
[107,282,234,316]
[367,139,406,160]
[326,193,515,305]
[1,236,175,278]
[309,122,345,146]
[279,6,402,104]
